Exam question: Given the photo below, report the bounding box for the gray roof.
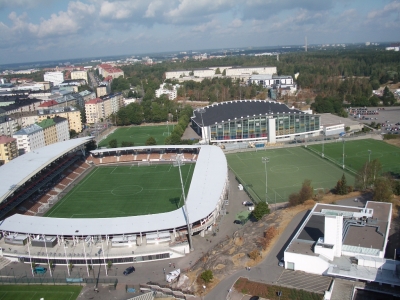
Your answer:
[0,145,227,236]
[13,124,43,136]
[0,137,93,204]
[192,100,307,127]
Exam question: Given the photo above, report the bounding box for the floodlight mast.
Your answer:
[197,108,206,144]
[174,154,194,251]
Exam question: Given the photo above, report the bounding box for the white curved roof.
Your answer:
[0,137,93,204]
[0,145,227,236]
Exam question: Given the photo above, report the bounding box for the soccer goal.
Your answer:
[138,161,151,167]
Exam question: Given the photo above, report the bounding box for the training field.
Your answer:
[0,285,81,300]
[227,147,355,204]
[98,124,173,148]
[308,139,400,176]
[45,164,194,218]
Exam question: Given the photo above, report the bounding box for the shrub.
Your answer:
[200,270,213,283]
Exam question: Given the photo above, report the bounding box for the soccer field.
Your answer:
[0,285,81,300]
[308,139,400,176]
[227,147,355,204]
[45,164,194,218]
[98,124,173,148]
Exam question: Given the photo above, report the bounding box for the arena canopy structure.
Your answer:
[191,100,321,144]
[0,139,228,271]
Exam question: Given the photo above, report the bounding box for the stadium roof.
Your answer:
[0,145,227,236]
[0,137,93,204]
[191,100,307,127]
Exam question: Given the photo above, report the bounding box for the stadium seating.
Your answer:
[102,156,117,164]
[149,153,160,160]
[161,153,174,161]
[135,154,148,161]
[120,154,134,162]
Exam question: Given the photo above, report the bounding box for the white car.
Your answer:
[278,258,284,267]
[354,198,358,202]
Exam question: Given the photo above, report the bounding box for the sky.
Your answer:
[0,0,399,65]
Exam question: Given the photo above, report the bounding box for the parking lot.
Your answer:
[347,106,400,134]
[277,269,332,294]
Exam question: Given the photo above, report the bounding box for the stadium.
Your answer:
[191,100,322,144]
[0,137,228,269]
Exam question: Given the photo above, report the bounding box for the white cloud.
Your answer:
[368,1,400,19]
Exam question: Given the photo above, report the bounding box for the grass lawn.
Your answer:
[0,285,82,300]
[308,139,400,176]
[98,124,173,148]
[45,164,194,218]
[227,146,355,204]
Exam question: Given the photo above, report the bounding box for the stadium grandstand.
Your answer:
[0,141,228,269]
[191,100,321,144]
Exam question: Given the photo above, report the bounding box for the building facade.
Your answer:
[85,98,103,124]
[12,124,45,154]
[0,136,18,164]
[155,83,180,100]
[43,72,64,87]
[37,119,58,146]
[191,100,320,144]
[70,70,88,83]
[53,116,70,142]
[37,107,82,133]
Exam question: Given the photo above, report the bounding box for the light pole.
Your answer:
[197,108,206,144]
[368,149,371,163]
[174,154,194,251]
[262,157,269,204]
[342,139,345,169]
[322,134,325,158]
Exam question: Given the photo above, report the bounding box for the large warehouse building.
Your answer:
[191,100,321,144]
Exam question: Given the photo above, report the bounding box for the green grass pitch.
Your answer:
[45,164,194,218]
[226,147,355,204]
[98,124,173,148]
[0,285,82,300]
[308,139,400,176]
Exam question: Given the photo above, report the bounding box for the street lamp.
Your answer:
[342,139,345,169]
[322,134,325,158]
[173,154,194,251]
[368,149,372,163]
[197,108,206,144]
[262,157,269,204]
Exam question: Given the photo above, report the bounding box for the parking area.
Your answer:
[276,270,332,294]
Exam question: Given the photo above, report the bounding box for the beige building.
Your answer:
[96,85,108,98]
[37,107,82,133]
[0,136,18,165]
[71,70,88,83]
[85,98,104,124]
[37,119,58,146]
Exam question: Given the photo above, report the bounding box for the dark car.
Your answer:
[244,202,254,207]
[123,266,135,275]
[234,220,242,224]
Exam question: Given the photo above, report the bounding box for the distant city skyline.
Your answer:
[0,0,399,65]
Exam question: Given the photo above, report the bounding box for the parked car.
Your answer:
[278,258,284,267]
[123,266,135,275]
[244,201,254,207]
[233,220,242,224]
[34,266,47,274]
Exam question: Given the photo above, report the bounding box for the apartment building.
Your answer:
[43,71,64,86]
[71,70,88,83]
[37,107,82,133]
[0,135,18,164]
[96,85,109,97]
[79,90,96,103]
[12,124,45,154]
[53,116,70,142]
[155,83,180,100]
[37,119,58,146]
[85,98,104,124]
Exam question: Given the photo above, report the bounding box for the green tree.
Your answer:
[215,68,221,74]
[145,137,157,146]
[298,179,313,203]
[85,140,97,152]
[109,139,118,148]
[200,270,213,283]
[373,177,393,202]
[252,201,270,221]
[335,174,348,195]
[127,90,135,98]
[69,129,77,139]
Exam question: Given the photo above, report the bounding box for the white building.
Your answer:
[43,72,64,87]
[155,83,180,100]
[283,201,400,286]
[53,116,70,142]
[70,70,88,83]
[248,74,296,89]
[12,124,45,154]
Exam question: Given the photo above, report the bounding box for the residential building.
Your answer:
[102,93,124,114]
[96,85,109,97]
[8,111,39,128]
[71,70,88,83]
[85,98,103,124]
[0,136,18,164]
[79,90,96,103]
[155,83,180,100]
[0,99,42,115]
[0,111,19,136]
[37,107,82,133]
[97,64,124,79]
[37,119,58,146]
[43,71,64,86]
[12,124,45,154]
[53,116,70,142]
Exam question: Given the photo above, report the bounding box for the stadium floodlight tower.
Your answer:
[262,157,269,204]
[197,108,206,144]
[368,149,372,162]
[173,153,194,251]
[342,139,345,169]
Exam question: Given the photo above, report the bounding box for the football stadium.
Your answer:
[0,137,228,269]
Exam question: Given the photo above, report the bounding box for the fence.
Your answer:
[0,274,118,286]
[305,146,358,175]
